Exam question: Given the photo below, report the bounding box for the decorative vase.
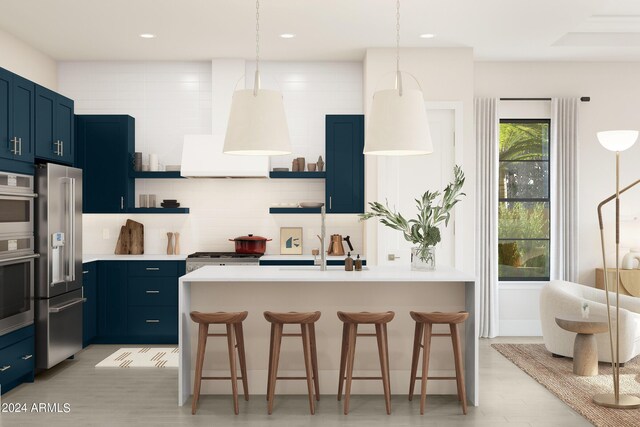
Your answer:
[411,246,435,271]
[317,156,325,172]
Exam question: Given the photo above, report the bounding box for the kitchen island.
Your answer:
[178,265,478,407]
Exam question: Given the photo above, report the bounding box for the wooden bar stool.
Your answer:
[264,311,321,415]
[408,311,469,415]
[190,311,249,415]
[337,311,395,415]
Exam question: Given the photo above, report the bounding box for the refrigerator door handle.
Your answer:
[49,298,86,314]
[63,177,76,282]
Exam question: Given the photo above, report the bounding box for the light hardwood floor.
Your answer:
[0,337,590,426]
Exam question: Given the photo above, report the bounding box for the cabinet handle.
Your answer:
[145,290,160,294]
[145,267,160,271]
[21,354,33,360]
[82,270,89,274]
[0,365,10,372]
[18,137,22,155]
[60,140,64,156]
[329,196,332,210]
[53,140,60,155]
[145,319,160,323]
[120,196,124,210]
[10,137,18,155]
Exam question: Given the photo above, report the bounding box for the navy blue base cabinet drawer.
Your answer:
[128,261,178,277]
[128,277,178,306]
[0,325,35,395]
[127,307,178,340]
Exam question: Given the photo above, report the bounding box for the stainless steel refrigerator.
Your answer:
[34,163,83,370]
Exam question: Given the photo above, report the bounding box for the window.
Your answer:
[498,119,550,281]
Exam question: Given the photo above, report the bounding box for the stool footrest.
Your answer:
[207,333,228,337]
[356,333,377,337]
[281,333,302,337]
[431,333,452,337]
[275,376,316,380]
[413,376,457,381]
[342,376,383,380]
[201,376,245,380]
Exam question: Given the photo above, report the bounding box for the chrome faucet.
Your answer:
[319,206,327,270]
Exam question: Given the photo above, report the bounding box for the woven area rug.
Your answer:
[95,347,178,368]
[492,344,640,427]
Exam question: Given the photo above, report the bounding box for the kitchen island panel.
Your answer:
[179,268,477,408]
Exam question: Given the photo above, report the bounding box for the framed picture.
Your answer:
[280,227,303,255]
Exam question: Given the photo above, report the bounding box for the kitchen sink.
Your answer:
[278,266,369,271]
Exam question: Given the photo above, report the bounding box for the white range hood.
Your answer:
[180,134,269,178]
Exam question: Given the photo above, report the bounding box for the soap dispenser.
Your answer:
[354,254,363,271]
[345,252,354,271]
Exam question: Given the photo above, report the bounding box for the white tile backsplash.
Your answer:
[58,60,364,256]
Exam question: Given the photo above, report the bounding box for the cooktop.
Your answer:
[187,252,262,259]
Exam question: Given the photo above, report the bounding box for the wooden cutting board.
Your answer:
[114,219,144,255]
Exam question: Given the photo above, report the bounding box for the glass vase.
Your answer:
[411,246,435,271]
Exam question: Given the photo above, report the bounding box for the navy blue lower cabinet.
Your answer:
[94,261,179,344]
[82,262,98,347]
[96,261,128,343]
[325,115,365,214]
[0,325,35,395]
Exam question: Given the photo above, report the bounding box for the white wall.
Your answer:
[58,61,364,256]
[0,28,57,90]
[363,48,476,275]
[476,61,640,336]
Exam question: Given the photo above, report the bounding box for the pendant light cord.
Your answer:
[254,0,260,96]
[396,0,403,96]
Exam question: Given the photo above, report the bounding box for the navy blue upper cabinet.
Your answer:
[0,68,35,167]
[325,115,365,214]
[35,85,74,165]
[75,115,134,213]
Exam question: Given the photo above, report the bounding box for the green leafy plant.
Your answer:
[360,166,466,262]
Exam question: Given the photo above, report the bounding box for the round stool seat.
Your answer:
[264,311,321,324]
[337,311,395,324]
[410,311,469,324]
[190,311,248,324]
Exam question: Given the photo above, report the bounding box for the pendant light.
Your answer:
[223,0,292,155]
[363,0,433,156]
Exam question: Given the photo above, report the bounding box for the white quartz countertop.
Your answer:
[180,265,474,283]
[259,255,365,261]
[83,254,187,263]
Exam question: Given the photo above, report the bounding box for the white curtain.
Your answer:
[551,98,579,282]
[475,98,499,338]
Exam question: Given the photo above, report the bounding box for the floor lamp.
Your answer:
[593,130,640,409]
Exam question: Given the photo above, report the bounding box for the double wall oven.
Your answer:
[0,172,38,336]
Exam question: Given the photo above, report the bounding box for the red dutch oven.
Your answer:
[229,234,272,254]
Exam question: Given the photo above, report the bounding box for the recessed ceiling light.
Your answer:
[419,33,435,39]
[139,33,156,39]
[279,33,296,39]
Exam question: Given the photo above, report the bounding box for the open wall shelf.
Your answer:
[269,171,326,179]
[130,171,183,179]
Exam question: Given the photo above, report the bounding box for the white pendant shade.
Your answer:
[363,89,433,156]
[223,88,292,156]
[597,130,638,152]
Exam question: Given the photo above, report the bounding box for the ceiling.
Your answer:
[1,0,640,61]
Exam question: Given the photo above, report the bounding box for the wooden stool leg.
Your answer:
[376,323,391,415]
[192,323,209,415]
[266,323,275,401]
[343,323,358,415]
[409,322,424,401]
[449,324,462,402]
[451,323,467,415]
[301,324,316,415]
[420,323,433,415]
[225,324,239,415]
[309,323,320,401]
[337,322,349,401]
[267,323,283,415]
[234,322,249,401]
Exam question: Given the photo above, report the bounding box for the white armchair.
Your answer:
[540,280,640,363]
